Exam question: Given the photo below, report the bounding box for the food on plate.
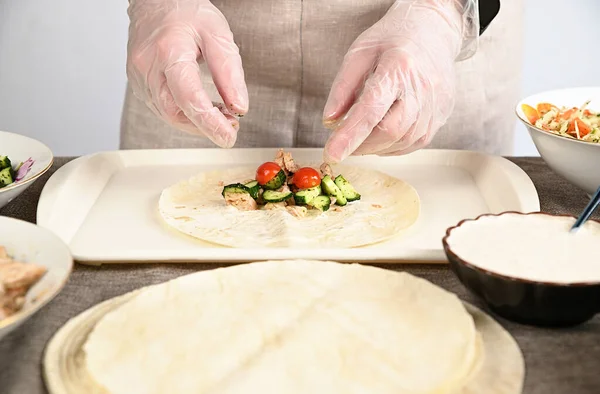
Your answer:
[158,150,421,247]
[0,245,47,320]
[445,213,600,283]
[521,101,600,142]
[83,260,491,394]
[0,156,35,188]
[221,150,361,213]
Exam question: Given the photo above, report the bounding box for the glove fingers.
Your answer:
[147,72,185,123]
[165,60,238,148]
[213,102,240,131]
[322,46,378,126]
[378,132,434,156]
[323,52,402,163]
[146,53,232,135]
[199,18,249,116]
[352,91,419,156]
[376,111,434,156]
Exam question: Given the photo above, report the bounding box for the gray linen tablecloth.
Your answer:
[1,157,599,394]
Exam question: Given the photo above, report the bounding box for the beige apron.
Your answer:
[121,0,524,156]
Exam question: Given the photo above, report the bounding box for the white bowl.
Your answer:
[0,216,73,340]
[516,87,600,196]
[0,130,53,210]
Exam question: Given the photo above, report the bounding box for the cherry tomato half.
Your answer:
[256,162,282,185]
[293,167,321,189]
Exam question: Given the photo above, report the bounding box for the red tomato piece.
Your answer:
[256,162,282,185]
[293,167,321,189]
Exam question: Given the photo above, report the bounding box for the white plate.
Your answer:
[0,216,73,341]
[42,292,524,394]
[0,130,54,210]
[36,148,540,264]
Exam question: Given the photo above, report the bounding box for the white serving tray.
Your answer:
[36,148,539,264]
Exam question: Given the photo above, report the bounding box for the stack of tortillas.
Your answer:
[44,260,524,394]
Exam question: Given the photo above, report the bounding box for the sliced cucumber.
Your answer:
[263,169,286,190]
[334,175,361,202]
[321,175,347,206]
[244,180,261,199]
[293,185,322,205]
[221,183,250,197]
[262,190,293,203]
[0,156,11,170]
[0,167,14,188]
[308,195,331,212]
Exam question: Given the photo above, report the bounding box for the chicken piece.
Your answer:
[286,205,308,218]
[282,151,299,173]
[224,191,258,211]
[277,184,291,193]
[274,149,286,170]
[320,163,334,178]
[0,263,45,318]
[263,202,286,210]
[0,261,47,290]
[330,196,337,205]
[0,249,47,320]
[274,149,299,174]
[1,286,27,318]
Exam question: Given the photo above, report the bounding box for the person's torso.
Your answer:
[121,0,524,155]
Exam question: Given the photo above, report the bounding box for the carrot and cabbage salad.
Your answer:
[522,101,600,143]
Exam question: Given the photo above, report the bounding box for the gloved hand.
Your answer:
[322,0,478,163]
[127,0,248,148]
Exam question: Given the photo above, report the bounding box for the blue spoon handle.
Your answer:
[571,186,600,231]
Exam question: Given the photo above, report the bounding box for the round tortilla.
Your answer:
[158,165,420,248]
[82,260,479,394]
[460,304,525,394]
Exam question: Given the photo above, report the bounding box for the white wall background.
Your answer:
[0,0,128,156]
[0,0,599,156]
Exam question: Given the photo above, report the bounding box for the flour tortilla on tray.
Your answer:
[158,165,420,248]
[82,260,481,394]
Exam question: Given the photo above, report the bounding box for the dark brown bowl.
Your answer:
[443,212,600,327]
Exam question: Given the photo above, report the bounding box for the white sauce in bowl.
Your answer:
[446,213,600,284]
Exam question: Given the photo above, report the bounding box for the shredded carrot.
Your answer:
[567,118,591,137]
[560,108,577,120]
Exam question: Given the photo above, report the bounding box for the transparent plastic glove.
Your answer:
[323,0,479,163]
[127,0,248,148]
